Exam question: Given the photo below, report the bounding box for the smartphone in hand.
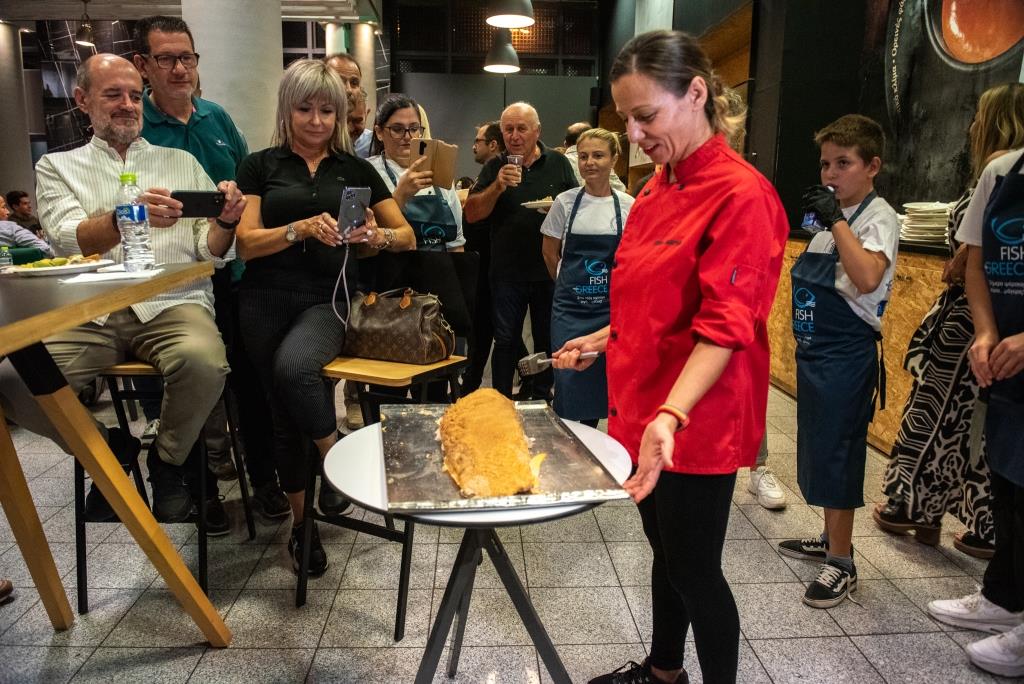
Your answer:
[339,187,371,236]
[170,191,226,218]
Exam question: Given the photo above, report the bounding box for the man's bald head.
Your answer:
[499,102,542,158]
[76,53,142,93]
[74,54,144,152]
[564,121,591,147]
[501,102,540,128]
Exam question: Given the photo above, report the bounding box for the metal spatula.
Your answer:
[517,351,600,377]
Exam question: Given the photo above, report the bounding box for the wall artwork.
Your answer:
[858,0,1023,205]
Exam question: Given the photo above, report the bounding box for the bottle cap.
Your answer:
[119,173,138,184]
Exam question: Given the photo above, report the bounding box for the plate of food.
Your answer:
[521,197,554,211]
[9,254,113,277]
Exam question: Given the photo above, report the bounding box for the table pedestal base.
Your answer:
[415,528,571,684]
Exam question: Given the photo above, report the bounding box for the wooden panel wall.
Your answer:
[768,240,947,454]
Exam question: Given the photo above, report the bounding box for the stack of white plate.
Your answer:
[900,201,951,246]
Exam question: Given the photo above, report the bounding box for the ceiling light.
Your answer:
[486,0,534,29]
[484,28,520,74]
[74,0,94,46]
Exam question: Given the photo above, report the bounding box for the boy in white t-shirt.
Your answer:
[779,114,900,609]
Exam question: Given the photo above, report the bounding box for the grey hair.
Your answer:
[271,59,352,154]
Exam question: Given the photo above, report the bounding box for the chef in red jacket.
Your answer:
[554,31,788,684]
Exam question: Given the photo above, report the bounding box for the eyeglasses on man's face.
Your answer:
[143,53,200,70]
[384,124,422,139]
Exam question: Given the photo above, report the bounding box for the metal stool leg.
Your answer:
[223,388,256,540]
[74,459,89,614]
[295,449,317,608]
[394,519,415,641]
[196,431,208,594]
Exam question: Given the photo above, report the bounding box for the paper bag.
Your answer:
[413,138,458,189]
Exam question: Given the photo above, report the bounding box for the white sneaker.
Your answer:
[748,466,787,509]
[966,622,1024,678]
[142,418,160,441]
[928,591,1024,633]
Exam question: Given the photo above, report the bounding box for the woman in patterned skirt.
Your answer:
[875,84,1024,558]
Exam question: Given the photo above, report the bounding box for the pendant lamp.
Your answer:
[486,0,535,29]
[74,0,95,46]
[484,28,520,74]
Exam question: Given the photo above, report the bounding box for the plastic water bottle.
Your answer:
[801,185,836,234]
[115,173,155,271]
[0,246,12,267]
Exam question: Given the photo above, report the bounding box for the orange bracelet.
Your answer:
[657,404,690,431]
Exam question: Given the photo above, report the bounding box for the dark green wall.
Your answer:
[673,0,749,34]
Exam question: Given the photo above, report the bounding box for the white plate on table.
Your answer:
[521,199,554,211]
[904,202,952,212]
[9,259,114,277]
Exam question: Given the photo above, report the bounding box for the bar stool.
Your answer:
[293,355,468,642]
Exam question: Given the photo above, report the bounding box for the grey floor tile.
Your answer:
[70,543,159,589]
[607,542,652,586]
[594,506,645,542]
[40,506,117,545]
[20,452,71,478]
[750,636,883,683]
[245,543,349,590]
[437,525,520,545]
[102,588,237,647]
[149,543,266,591]
[0,541,79,588]
[855,536,968,579]
[0,585,40,634]
[520,510,603,543]
[0,645,93,684]
[189,647,315,683]
[766,398,798,419]
[890,576,989,632]
[1,588,141,646]
[531,587,640,644]
[0,505,66,542]
[621,584,660,643]
[766,433,797,454]
[354,512,440,545]
[739,503,824,540]
[223,589,332,648]
[538,643,646,684]
[852,632,1001,683]
[72,646,203,683]
[341,543,435,590]
[427,586,530,647]
[436,645,540,683]
[523,542,618,587]
[321,588,431,648]
[270,519,356,546]
[826,579,939,635]
[723,539,800,584]
[28,477,75,508]
[767,414,798,434]
[936,536,991,577]
[774,474,807,503]
[724,505,761,539]
[104,521,198,547]
[732,583,844,639]
[307,646,423,683]
[434,541,526,590]
[683,638,772,684]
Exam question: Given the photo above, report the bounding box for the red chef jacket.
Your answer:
[606,134,788,474]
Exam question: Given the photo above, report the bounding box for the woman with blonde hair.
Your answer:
[235,59,414,575]
[876,83,1024,559]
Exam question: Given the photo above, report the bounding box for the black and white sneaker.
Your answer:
[288,521,329,576]
[587,659,688,684]
[778,536,828,561]
[803,560,857,609]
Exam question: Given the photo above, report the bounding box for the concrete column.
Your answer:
[0,23,35,205]
[324,22,347,55]
[350,22,377,121]
[181,0,282,150]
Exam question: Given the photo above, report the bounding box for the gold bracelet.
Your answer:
[656,403,690,432]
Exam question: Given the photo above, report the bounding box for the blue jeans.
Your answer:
[491,279,554,399]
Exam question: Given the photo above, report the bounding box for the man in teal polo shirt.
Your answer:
[132,15,290,528]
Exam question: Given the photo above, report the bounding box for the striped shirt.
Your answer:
[35,135,232,323]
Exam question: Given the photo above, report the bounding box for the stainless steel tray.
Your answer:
[380,401,628,513]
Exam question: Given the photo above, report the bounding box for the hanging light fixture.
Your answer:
[74,0,94,46]
[486,0,534,29]
[484,28,520,74]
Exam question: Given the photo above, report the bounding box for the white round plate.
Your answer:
[10,259,114,277]
[904,201,951,211]
[521,199,554,211]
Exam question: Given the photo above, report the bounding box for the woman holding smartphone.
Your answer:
[235,59,414,576]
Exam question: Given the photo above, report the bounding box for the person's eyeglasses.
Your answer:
[384,124,422,139]
[144,53,200,70]
[473,138,487,144]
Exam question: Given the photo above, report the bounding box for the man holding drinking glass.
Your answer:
[464,102,577,399]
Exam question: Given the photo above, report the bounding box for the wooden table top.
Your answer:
[321,355,468,386]
[0,262,213,357]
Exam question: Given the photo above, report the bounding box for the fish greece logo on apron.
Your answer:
[792,286,817,342]
[986,217,1024,291]
[573,258,609,302]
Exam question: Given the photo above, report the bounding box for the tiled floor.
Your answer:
[0,387,1010,683]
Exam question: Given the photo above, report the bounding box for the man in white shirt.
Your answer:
[0,54,244,524]
[562,122,626,193]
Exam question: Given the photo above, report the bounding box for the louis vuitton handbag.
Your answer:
[342,288,455,364]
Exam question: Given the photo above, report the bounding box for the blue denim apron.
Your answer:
[381,156,458,251]
[792,193,886,508]
[981,152,1024,487]
[550,189,623,421]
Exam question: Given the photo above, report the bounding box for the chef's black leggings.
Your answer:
[637,470,738,684]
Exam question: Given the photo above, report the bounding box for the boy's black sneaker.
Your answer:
[191,495,230,536]
[146,444,193,523]
[778,537,828,561]
[289,521,328,576]
[252,482,291,520]
[83,427,141,522]
[803,560,857,609]
[588,659,688,684]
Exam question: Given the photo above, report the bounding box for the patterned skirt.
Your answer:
[881,286,993,541]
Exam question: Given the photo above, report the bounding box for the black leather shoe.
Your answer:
[192,495,230,536]
[252,482,291,520]
[83,428,141,523]
[146,444,193,523]
[317,483,352,517]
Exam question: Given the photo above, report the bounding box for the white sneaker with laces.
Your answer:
[966,622,1024,678]
[928,591,1024,633]
[142,418,160,441]
[748,466,787,509]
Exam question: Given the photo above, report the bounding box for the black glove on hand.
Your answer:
[801,185,844,229]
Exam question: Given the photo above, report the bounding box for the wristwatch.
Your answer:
[285,222,298,243]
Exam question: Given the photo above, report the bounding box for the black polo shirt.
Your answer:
[236,146,391,295]
[472,143,578,282]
